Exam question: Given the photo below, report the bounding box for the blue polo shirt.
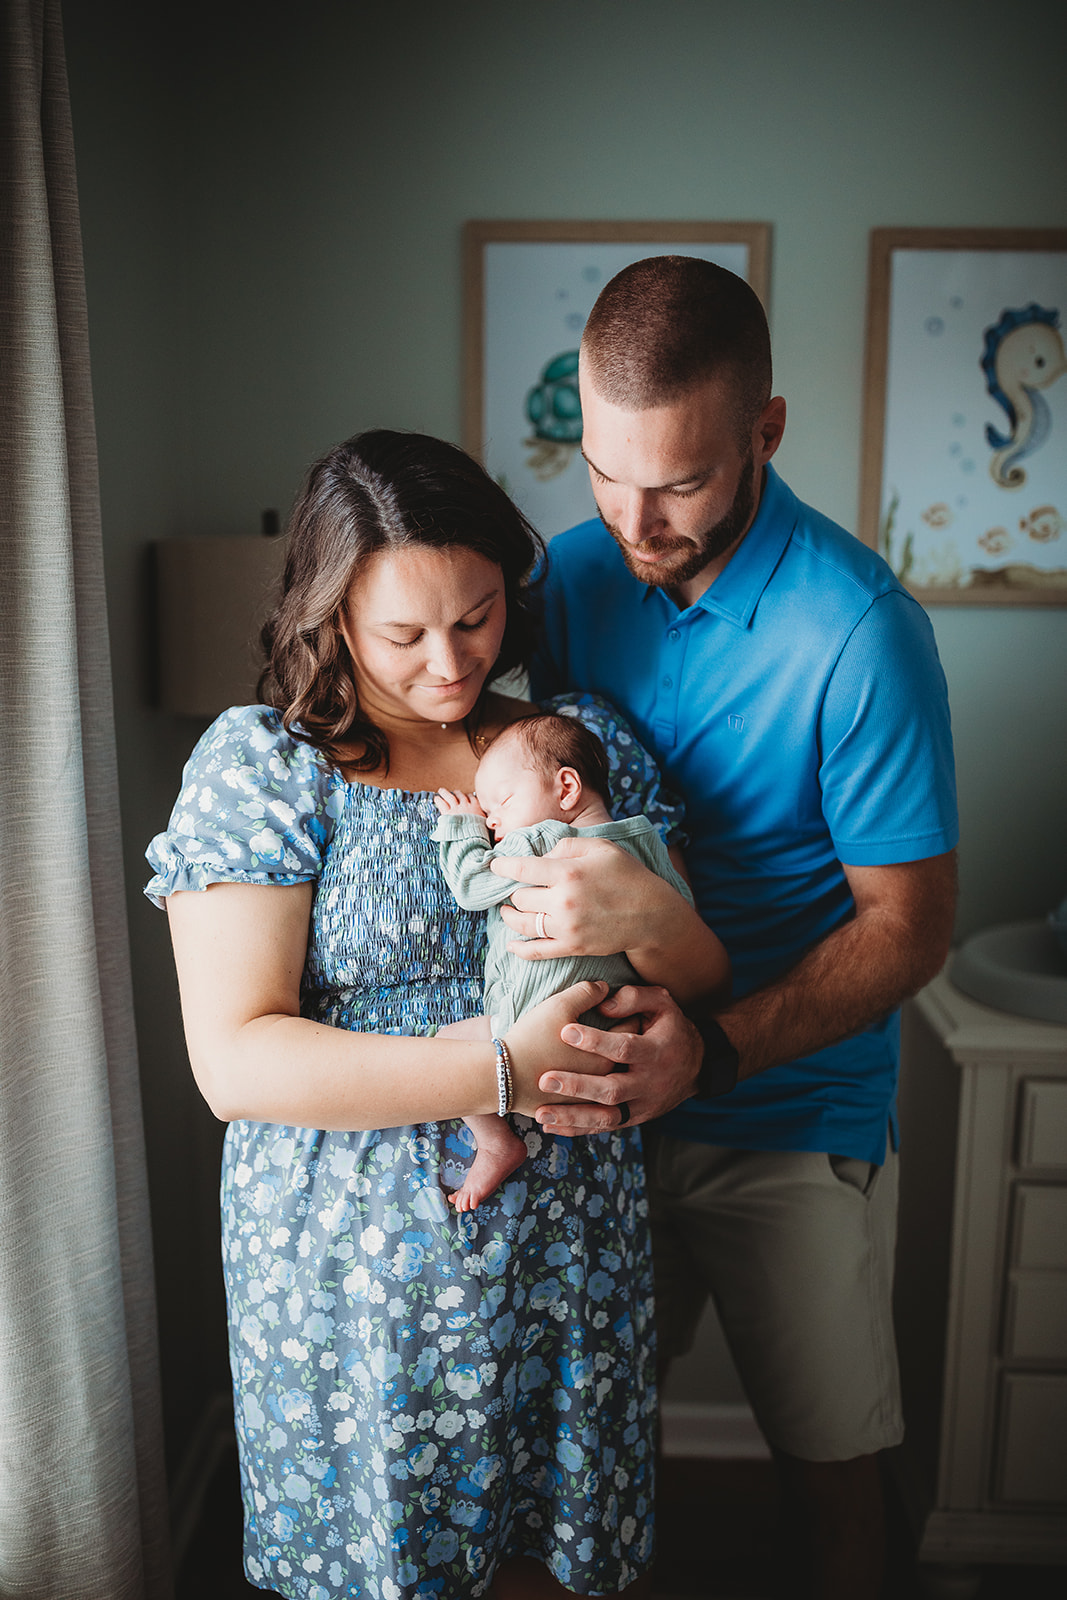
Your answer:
[531,465,958,1164]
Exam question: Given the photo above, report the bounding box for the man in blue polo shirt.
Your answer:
[495,256,958,1598]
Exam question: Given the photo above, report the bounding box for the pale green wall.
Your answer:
[64,0,1067,1464]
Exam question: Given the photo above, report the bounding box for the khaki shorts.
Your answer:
[645,1130,904,1463]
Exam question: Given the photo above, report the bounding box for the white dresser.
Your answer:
[893,974,1067,1594]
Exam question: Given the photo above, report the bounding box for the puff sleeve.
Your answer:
[144,705,345,907]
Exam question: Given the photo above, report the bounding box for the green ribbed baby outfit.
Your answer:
[432,812,693,1030]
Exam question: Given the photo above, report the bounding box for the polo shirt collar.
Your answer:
[664,463,796,629]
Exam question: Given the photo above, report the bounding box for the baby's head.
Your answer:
[475,714,611,840]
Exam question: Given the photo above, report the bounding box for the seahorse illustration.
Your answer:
[981,304,1067,488]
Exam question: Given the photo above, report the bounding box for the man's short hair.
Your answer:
[581,255,772,438]
[489,714,611,805]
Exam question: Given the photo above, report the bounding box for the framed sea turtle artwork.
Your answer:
[463,220,771,540]
[860,227,1067,605]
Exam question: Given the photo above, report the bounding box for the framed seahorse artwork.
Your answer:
[463,220,771,541]
[860,227,1067,605]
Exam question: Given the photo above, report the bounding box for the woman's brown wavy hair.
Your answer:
[257,430,545,772]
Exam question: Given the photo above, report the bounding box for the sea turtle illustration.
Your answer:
[524,350,582,479]
[981,304,1067,488]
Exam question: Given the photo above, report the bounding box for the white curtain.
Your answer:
[0,0,172,1592]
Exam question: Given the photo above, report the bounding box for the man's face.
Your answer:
[578,366,784,603]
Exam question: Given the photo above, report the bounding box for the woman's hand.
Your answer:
[504,980,621,1117]
[490,836,729,1005]
[491,836,650,955]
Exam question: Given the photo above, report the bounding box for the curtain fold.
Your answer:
[0,1,172,1592]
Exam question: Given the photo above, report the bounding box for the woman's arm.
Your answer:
[489,837,730,1006]
[166,880,614,1127]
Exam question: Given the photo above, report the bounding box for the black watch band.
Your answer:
[694,1015,740,1099]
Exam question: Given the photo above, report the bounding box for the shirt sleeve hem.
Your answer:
[834,828,959,867]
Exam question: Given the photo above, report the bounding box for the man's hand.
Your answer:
[530,983,704,1133]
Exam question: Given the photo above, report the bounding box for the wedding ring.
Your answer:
[617,1102,630,1128]
[535,910,548,941]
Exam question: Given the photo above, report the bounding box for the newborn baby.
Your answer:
[432,711,695,1209]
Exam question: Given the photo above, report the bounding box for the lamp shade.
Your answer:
[155,536,287,716]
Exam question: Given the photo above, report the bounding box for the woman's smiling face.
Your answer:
[340,544,507,729]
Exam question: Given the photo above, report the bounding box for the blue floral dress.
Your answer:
[145,695,686,1599]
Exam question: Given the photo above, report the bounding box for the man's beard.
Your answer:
[600,449,757,590]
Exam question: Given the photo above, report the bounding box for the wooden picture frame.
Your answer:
[860,227,1067,605]
[463,220,771,539]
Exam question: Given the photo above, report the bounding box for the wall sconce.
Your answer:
[154,523,286,717]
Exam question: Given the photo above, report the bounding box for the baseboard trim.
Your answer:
[919,1508,1067,1566]
[660,1400,771,1460]
[169,1389,236,1573]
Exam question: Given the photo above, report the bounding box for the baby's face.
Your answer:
[475,743,563,840]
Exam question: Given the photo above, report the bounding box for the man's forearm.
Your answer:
[706,924,912,1082]
[704,864,956,1083]
[531,854,957,1132]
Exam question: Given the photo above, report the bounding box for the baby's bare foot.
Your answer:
[449,1135,527,1212]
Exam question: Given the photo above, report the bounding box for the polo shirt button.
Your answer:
[662,675,673,688]
[668,629,680,641]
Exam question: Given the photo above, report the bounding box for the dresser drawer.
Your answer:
[1005,1274,1067,1360]
[1012,1185,1067,1269]
[1017,1080,1067,1169]
[996,1373,1067,1503]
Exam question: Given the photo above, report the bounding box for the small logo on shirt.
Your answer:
[727,714,745,732]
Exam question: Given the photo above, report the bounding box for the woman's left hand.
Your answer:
[491,835,666,957]
[491,835,730,1007]
[504,980,619,1117]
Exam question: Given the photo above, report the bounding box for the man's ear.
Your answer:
[754,395,787,466]
[557,767,583,813]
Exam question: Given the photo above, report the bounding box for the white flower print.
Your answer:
[146,701,660,1596]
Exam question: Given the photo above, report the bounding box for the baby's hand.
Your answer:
[434,788,487,817]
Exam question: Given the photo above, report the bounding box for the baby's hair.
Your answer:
[488,714,611,804]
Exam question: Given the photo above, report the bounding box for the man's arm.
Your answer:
[534,850,957,1133]
[698,850,957,1078]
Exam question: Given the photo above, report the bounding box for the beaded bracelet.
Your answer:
[492,1036,514,1117]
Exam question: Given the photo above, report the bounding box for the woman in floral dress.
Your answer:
[146,431,721,1600]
